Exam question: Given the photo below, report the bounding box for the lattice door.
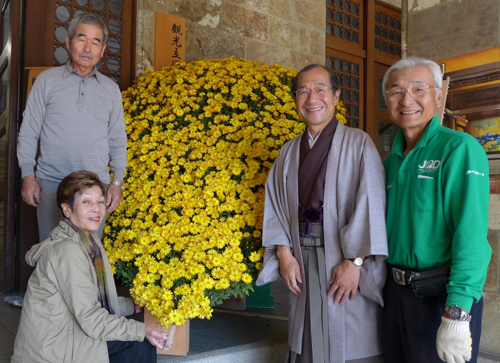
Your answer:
[327,0,363,49]
[326,51,363,129]
[326,0,401,142]
[374,5,402,58]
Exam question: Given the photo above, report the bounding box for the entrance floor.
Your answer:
[0,280,289,363]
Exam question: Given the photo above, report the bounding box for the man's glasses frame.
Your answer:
[294,86,333,99]
[385,83,439,101]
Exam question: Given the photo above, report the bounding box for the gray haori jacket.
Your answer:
[256,122,389,363]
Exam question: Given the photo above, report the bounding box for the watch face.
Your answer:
[353,257,363,266]
[448,306,462,319]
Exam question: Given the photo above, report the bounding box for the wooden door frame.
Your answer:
[23,0,137,89]
[326,0,400,145]
[0,0,22,293]
[17,0,137,292]
[364,0,400,153]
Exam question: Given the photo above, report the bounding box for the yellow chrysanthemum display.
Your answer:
[103,57,348,327]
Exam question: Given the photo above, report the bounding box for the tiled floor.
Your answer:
[0,281,290,363]
[0,293,22,363]
[3,283,500,363]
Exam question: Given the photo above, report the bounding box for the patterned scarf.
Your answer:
[63,218,114,314]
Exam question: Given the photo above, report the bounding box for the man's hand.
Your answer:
[145,326,169,350]
[327,259,361,305]
[277,245,303,295]
[21,175,40,207]
[106,183,122,213]
[436,316,471,363]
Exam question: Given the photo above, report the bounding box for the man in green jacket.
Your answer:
[382,57,491,363]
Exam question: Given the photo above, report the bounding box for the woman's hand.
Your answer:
[145,326,169,350]
[134,305,143,314]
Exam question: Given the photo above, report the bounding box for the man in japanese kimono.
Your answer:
[256,64,388,363]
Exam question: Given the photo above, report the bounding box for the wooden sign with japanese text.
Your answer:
[155,13,185,70]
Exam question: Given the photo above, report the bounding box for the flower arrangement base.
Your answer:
[218,294,246,311]
[144,309,190,356]
[246,283,275,308]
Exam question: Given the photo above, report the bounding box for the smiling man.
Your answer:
[17,12,127,241]
[382,57,491,363]
[256,64,388,363]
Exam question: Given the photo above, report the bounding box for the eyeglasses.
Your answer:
[294,86,333,98]
[386,84,439,101]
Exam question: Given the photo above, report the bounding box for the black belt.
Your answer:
[389,265,450,286]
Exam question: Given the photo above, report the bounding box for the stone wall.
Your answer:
[135,0,400,77]
[135,0,326,76]
[407,0,500,60]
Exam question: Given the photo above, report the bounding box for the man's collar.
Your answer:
[392,114,441,156]
[63,59,102,82]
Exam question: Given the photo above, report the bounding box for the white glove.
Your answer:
[436,316,472,363]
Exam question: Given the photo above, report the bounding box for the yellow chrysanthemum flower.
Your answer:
[104,57,348,327]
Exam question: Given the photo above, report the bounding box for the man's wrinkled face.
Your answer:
[385,65,443,135]
[66,22,106,74]
[294,67,340,130]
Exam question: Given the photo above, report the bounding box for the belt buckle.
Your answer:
[392,268,406,285]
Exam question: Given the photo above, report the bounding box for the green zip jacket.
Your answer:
[384,115,491,311]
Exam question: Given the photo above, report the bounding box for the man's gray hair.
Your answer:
[382,56,443,102]
[68,12,108,44]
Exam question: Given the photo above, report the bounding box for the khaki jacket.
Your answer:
[12,221,146,363]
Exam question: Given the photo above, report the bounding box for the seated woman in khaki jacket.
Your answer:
[11,170,168,363]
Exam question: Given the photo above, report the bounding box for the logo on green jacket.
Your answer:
[418,159,441,173]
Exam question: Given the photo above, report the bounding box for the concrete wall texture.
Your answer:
[409,1,500,357]
[408,0,500,60]
[407,1,500,354]
[484,196,500,355]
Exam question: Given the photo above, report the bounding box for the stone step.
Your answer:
[157,340,288,363]
[156,309,288,362]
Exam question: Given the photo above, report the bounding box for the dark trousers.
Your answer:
[382,276,483,363]
[107,339,157,363]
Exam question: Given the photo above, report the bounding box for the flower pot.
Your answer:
[218,294,246,310]
[144,309,190,356]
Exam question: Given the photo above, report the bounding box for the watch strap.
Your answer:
[349,257,363,266]
[111,180,124,190]
[445,305,471,322]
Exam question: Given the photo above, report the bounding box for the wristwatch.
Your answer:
[111,179,124,190]
[349,257,364,266]
[445,305,472,322]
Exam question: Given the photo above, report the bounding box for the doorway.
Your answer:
[0,0,22,293]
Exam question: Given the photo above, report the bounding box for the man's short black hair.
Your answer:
[292,64,340,94]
